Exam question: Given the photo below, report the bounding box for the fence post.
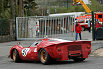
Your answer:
[45,17,47,36]
[63,17,64,38]
[16,17,18,40]
[92,11,95,41]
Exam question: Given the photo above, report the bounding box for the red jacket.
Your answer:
[75,24,82,33]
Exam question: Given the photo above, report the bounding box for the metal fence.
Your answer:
[16,15,75,40]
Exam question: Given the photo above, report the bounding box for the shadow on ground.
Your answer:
[9,60,87,65]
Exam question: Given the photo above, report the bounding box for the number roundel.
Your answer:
[22,48,30,57]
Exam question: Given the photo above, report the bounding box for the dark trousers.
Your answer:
[88,27,91,32]
[76,33,82,40]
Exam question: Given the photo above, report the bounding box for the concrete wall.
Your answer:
[0,20,16,43]
[0,35,15,43]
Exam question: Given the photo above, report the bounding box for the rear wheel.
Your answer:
[39,49,51,64]
[73,58,86,62]
[82,26,85,31]
[12,49,20,62]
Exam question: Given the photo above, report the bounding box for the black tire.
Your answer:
[39,49,51,65]
[82,26,85,31]
[12,49,20,63]
[73,58,86,62]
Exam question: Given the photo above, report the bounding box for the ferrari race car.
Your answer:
[9,38,91,64]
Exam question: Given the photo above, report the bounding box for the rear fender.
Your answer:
[38,44,58,59]
[45,44,69,60]
[81,41,91,58]
[45,45,57,58]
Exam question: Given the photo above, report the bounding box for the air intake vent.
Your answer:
[68,45,82,51]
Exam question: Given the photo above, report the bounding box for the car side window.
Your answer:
[30,40,42,47]
[31,42,38,47]
[86,21,88,23]
[79,20,84,23]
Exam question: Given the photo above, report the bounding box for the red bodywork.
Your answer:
[76,13,103,30]
[77,19,89,29]
[76,13,103,23]
[9,38,91,61]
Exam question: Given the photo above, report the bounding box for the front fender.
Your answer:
[9,45,23,58]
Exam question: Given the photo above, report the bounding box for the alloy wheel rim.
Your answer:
[13,51,16,61]
[40,50,47,63]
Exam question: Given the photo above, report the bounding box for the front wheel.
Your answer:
[12,49,20,62]
[39,49,51,64]
[73,58,86,62]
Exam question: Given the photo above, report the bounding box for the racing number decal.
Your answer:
[34,48,37,52]
[22,48,30,57]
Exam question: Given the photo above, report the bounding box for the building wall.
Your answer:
[0,20,15,42]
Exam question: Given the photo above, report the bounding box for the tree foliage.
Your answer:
[90,0,103,12]
[0,0,38,19]
[68,0,103,12]
[1,0,103,19]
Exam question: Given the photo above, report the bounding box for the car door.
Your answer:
[29,46,38,60]
[21,46,38,61]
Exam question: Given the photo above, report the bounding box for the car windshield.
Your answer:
[30,40,42,47]
[49,38,72,42]
[78,20,84,23]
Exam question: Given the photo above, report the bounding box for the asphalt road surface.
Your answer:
[0,41,103,69]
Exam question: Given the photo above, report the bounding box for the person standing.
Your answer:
[75,22,82,40]
[88,19,91,32]
[36,22,39,36]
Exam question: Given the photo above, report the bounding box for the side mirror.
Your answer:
[35,43,38,45]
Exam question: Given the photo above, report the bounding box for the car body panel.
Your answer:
[9,38,91,62]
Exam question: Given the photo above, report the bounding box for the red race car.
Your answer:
[9,38,91,64]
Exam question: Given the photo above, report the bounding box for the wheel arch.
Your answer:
[38,48,50,58]
[81,26,85,31]
[11,48,19,59]
[81,26,85,28]
[38,48,45,58]
[38,48,51,64]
